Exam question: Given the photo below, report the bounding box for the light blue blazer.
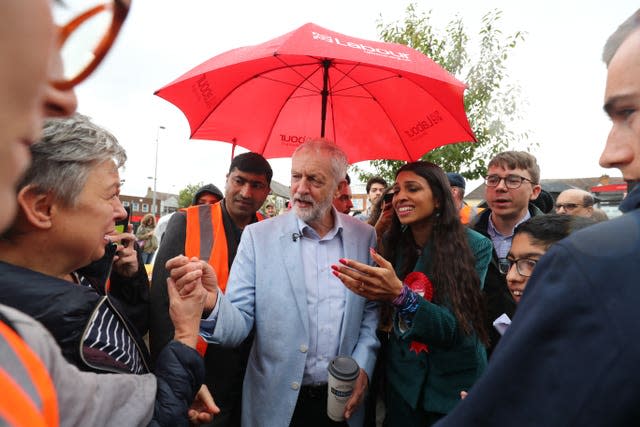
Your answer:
[202,211,380,427]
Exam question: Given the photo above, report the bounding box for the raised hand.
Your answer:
[167,269,208,349]
[109,224,138,277]
[331,247,403,302]
[166,255,219,314]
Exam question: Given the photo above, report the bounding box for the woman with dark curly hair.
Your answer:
[332,161,492,426]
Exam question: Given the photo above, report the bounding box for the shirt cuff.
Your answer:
[393,284,420,328]
[199,293,220,340]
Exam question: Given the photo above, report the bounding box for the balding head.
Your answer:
[555,189,594,217]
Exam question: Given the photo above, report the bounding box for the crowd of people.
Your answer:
[0,1,639,426]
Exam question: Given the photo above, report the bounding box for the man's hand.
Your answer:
[166,255,219,315]
[188,384,220,425]
[344,368,369,420]
[167,272,207,349]
[110,225,138,277]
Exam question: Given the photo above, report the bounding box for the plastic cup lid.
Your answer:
[327,356,359,381]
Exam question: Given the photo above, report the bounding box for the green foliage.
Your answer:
[358,4,531,184]
[178,182,204,208]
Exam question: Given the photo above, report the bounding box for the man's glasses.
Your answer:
[484,174,534,189]
[498,258,538,277]
[555,203,583,212]
[52,0,130,90]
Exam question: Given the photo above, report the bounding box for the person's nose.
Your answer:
[347,199,354,210]
[506,263,521,282]
[296,178,310,195]
[239,183,253,199]
[599,128,633,170]
[45,51,78,118]
[555,205,567,214]
[114,198,127,221]
[494,177,509,191]
[44,84,78,118]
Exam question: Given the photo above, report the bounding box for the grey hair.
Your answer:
[603,9,640,65]
[19,113,127,207]
[292,138,348,187]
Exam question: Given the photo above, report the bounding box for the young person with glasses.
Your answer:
[471,151,543,355]
[491,215,595,334]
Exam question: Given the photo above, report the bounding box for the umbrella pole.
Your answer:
[320,59,331,138]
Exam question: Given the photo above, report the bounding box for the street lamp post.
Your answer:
[152,125,166,216]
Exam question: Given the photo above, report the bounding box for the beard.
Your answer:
[293,193,334,224]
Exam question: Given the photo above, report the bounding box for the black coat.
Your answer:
[436,186,640,426]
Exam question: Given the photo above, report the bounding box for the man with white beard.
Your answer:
[171,139,380,426]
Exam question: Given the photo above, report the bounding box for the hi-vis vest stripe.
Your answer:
[183,202,263,356]
[460,205,485,225]
[0,320,58,426]
[184,203,230,292]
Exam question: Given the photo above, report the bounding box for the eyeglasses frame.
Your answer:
[484,174,535,189]
[498,257,538,277]
[52,0,130,90]
[555,203,584,211]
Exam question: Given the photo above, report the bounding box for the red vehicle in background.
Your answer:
[591,182,628,219]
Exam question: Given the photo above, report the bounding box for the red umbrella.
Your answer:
[155,22,476,163]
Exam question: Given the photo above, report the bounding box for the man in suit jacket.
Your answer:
[171,139,379,427]
[436,9,640,426]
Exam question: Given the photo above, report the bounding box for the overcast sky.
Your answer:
[72,0,637,196]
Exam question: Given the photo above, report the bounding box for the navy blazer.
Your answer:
[436,186,640,426]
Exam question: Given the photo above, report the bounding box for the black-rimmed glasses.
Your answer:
[498,258,538,277]
[485,174,535,189]
[52,0,130,90]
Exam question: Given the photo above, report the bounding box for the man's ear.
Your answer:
[530,184,542,201]
[335,180,347,198]
[17,185,55,230]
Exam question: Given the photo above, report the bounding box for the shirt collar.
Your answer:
[295,206,344,240]
[487,210,531,239]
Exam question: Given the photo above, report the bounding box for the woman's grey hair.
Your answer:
[292,138,349,188]
[19,113,127,207]
[603,9,640,65]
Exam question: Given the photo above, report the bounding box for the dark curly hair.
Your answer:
[383,161,488,345]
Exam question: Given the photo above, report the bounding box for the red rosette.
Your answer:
[404,271,434,355]
[404,271,433,301]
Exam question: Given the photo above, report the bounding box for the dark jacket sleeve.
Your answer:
[149,212,187,361]
[149,340,205,427]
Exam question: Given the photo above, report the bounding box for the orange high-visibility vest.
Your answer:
[183,202,263,355]
[0,320,59,427]
[460,204,485,225]
[184,203,231,293]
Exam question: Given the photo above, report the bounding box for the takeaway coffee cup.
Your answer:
[327,356,360,421]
